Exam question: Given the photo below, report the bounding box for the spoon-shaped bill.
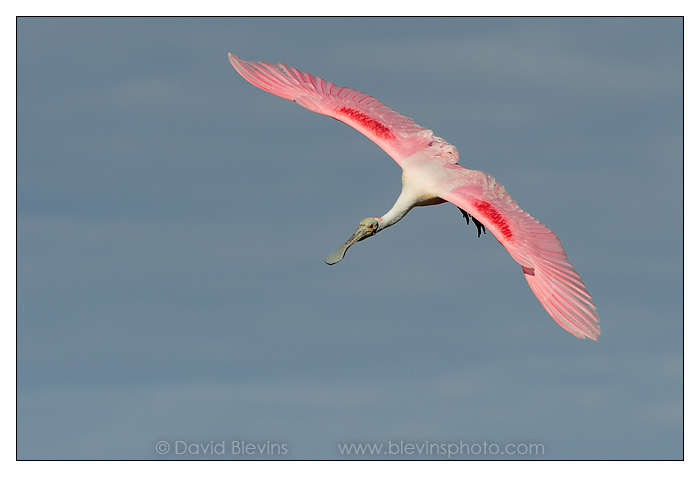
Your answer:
[324,221,377,265]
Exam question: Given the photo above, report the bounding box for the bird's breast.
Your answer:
[400,158,459,206]
[402,155,476,195]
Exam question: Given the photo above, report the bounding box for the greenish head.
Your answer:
[324,217,380,265]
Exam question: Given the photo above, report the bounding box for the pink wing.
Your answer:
[229,54,432,165]
[441,171,600,340]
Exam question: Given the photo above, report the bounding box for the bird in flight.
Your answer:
[229,53,600,340]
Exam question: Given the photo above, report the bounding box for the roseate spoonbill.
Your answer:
[228,53,600,340]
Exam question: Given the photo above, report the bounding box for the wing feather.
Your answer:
[441,172,600,340]
[229,54,432,165]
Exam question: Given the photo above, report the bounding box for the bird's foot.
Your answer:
[459,207,486,237]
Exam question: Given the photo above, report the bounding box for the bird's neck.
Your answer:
[378,191,415,230]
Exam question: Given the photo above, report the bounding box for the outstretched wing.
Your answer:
[441,171,600,340]
[229,54,433,165]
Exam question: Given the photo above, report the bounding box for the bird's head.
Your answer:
[325,217,380,265]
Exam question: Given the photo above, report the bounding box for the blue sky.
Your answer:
[17,17,682,459]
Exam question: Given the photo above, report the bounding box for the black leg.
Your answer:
[458,207,486,237]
